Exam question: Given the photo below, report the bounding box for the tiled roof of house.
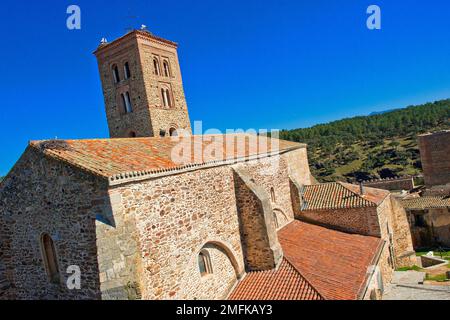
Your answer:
[300,182,390,210]
[278,220,384,300]
[29,134,303,184]
[401,196,450,210]
[228,258,323,300]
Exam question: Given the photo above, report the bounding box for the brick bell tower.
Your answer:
[94,26,192,138]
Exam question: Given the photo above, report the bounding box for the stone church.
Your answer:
[0,28,415,300]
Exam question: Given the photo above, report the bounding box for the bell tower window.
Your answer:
[163,60,170,77]
[112,64,120,83]
[161,88,172,108]
[153,58,160,75]
[124,62,131,79]
[121,92,133,113]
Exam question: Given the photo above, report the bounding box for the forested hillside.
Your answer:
[280,99,450,182]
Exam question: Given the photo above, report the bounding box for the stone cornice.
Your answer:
[93,30,178,56]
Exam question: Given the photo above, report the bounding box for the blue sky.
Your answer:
[1,0,450,176]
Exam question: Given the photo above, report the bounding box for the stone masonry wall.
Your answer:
[362,177,415,191]
[0,147,109,299]
[386,197,416,267]
[418,131,450,187]
[109,149,309,299]
[95,36,154,138]
[233,165,282,271]
[95,31,191,138]
[284,147,312,186]
[376,196,415,268]
[138,37,192,136]
[95,188,143,300]
[110,164,244,300]
[296,206,381,237]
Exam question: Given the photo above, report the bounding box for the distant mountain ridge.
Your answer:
[280,99,450,182]
[369,108,400,116]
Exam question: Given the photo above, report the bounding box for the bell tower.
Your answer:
[94,27,192,138]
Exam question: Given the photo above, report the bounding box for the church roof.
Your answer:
[229,220,384,300]
[401,196,450,210]
[29,134,304,185]
[300,182,390,211]
[278,220,384,300]
[228,257,323,300]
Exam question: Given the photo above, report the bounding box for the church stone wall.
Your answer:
[110,149,309,299]
[284,147,312,186]
[95,188,143,300]
[111,164,245,300]
[0,147,109,299]
[233,165,283,271]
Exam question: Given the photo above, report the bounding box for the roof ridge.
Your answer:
[338,181,378,205]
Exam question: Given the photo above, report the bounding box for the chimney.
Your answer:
[359,181,365,195]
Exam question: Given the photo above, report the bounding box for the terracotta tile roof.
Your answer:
[401,196,450,210]
[278,220,384,300]
[29,134,303,182]
[300,182,389,211]
[228,258,323,300]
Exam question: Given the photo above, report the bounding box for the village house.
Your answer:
[397,130,450,249]
[0,28,415,300]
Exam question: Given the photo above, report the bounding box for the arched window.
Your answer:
[124,62,131,79]
[161,88,172,107]
[273,212,279,229]
[270,187,276,203]
[163,60,170,77]
[198,250,213,276]
[169,127,177,136]
[121,92,133,113]
[40,233,60,283]
[159,129,166,137]
[128,131,136,137]
[166,89,172,107]
[153,58,160,75]
[112,64,120,83]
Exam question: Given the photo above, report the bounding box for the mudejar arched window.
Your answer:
[40,233,60,283]
[161,88,172,107]
[198,250,213,276]
[112,64,120,83]
[163,60,170,77]
[124,62,131,79]
[121,92,133,113]
[153,58,160,75]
